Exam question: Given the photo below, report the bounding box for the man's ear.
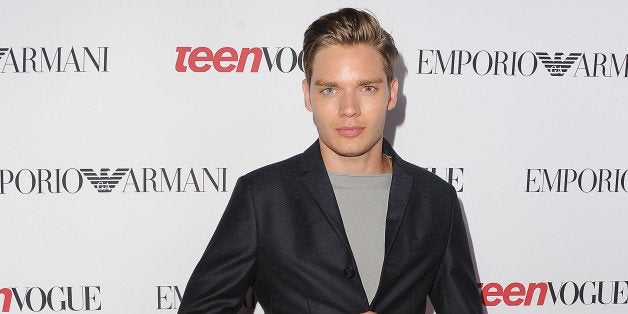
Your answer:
[387,77,399,111]
[302,79,313,112]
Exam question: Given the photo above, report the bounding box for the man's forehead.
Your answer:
[310,44,387,82]
[312,43,382,61]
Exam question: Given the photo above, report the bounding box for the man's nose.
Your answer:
[339,92,360,117]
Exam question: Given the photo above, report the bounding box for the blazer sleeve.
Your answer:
[429,189,483,313]
[178,177,257,314]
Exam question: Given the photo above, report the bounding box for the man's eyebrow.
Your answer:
[314,80,338,87]
[314,78,384,87]
[357,78,384,85]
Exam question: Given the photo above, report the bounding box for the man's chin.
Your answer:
[321,137,382,158]
[335,151,365,158]
[330,144,371,158]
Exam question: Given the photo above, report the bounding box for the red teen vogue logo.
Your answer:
[479,281,628,307]
[175,46,303,73]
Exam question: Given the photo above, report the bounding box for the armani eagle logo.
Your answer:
[80,168,130,193]
[0,48,9,62]
[535,52,583,77]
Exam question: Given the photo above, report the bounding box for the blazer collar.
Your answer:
[383,141,413,256]
[299,140,352,252]
[299,139,414,256]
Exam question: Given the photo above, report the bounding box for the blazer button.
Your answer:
[343,267,355,278]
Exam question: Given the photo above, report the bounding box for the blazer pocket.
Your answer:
[411,237,442,251]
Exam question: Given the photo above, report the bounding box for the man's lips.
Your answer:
[335,126,365,138]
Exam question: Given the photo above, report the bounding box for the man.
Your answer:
[178,8,482,314]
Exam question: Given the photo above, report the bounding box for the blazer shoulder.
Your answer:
[384,139,456,195]
[239,152,303,188]
[396,158,457,195]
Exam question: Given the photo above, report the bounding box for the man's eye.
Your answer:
[362,85,376,93]
[321,87,336,95]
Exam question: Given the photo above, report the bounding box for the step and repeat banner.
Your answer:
[1,1,626,313]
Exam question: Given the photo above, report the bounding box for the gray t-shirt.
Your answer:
[328,172,392,304]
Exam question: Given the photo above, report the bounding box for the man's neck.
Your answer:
[320,140,392,175]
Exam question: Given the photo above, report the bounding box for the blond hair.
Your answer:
[303,8,398,83]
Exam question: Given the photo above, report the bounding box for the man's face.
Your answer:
[302,44,398,159]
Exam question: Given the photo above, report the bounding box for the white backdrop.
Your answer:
[1,1,626,313]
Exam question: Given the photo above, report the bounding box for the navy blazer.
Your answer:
[178,140,482,313]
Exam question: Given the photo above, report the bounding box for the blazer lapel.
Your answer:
[300,141,352,252]
[383,141,414,256]
[298,139,415,257]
